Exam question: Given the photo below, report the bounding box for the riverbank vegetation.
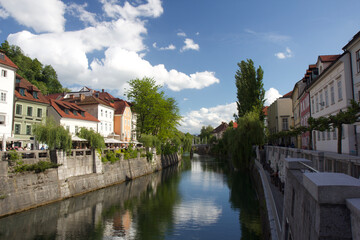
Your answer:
[211,59,265,170]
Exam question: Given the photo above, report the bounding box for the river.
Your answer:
[0,154,262,240]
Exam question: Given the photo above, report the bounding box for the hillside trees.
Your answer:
[0,40,67,94]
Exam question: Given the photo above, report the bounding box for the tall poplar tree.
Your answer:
[235,59,265,119]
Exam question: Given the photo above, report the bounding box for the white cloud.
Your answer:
[0,7,9,19]
[265,88,282,106]
[181,38,199,52]
[0,0,66,33]
[101,0,163,20]
[245,29,291,43]
[177,31,186,37]
[179,102,237,134]
[153,42,176,50]
[6,0,219,96]
[275,47,293,59]
[67,3,97,27]
[196,32,200,35]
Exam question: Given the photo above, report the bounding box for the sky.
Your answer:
[0,0,359,134]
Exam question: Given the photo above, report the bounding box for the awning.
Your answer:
[105,138,123,144]
[71,135,87,142]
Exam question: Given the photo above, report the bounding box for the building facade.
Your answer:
[0,51,17,149]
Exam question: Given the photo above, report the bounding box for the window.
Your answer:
[109,112,112,119]
[315,94,319,112]
[327,130,331,140]
[105,111,107,118]
[333,128,337,140]
[330,84,335,105]
[109,123,112,131]
[356,49,360,73]
[0,115,5,125]
[101,123,103,131]
[32,91,38,99]
[317,131,320,141]
[322,131,325,140]
[337,80,342,101]
[320,91,324,110]
[73,110,78,116]
[325,87,329,107]
[16,104,22,115]
[311,98,314,114]
[19,88,25,96]
[282,118,288,131]
[15,124,21,134]
[75,126,79,133]
[26,125,31,135]
[37,108,42,118]
[27,106,33,117]
[105,123,107,131]
[64,108,69,114]
[101,109,103,117]
[1,70,7,77]
[0,91,6,102]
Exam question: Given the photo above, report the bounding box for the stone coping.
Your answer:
[284,157,312,170]
[303,172,360,204]
[346,198,360,217]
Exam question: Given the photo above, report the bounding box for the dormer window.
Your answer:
[19,88,25,96]
[33,91,38,99]
[73,110,78,116]
[64,109,69,114]
[81,112,85,117]
[16,78,20,84]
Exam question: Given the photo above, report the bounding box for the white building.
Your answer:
[0,51,17,149]
[48,99,99,136]
[63,95,115,137]
[343,31,360,155]
[308,54,356,154]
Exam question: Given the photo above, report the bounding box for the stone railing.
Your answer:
[264,146,360,183]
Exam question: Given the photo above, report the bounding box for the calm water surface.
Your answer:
[0,154,262,240]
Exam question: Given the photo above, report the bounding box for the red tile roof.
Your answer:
[49,99,99,122]
[233,122,238,128]
[0,51,18,69]
[282,91,293,98]
[63,95,115,109]
[213,122,228,134]
[46,92,65,100]
[262,106,268,116]
[308,64,317,69]
[113,99,131,114]
[319,55,340,63]
[15,74,49,104]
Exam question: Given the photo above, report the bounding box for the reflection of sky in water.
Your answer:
[189,161,226,190]
[174,199,222,226]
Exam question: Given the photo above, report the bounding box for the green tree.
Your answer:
[78,128,105,150]
[126,77,181,140]
[235,59,265,119]
[33,119,72,152]
[199,125,213,144]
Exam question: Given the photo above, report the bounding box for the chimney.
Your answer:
[102,89,104,93]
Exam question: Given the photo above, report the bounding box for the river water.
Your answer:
[0,154,262,240]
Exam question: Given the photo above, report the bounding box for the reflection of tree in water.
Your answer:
[227,169,262,240]
[128,170,182,240]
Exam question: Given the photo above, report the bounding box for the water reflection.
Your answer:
[0,154,261,240]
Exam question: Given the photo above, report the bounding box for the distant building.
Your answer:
[212,121,237,140]
[13,74,49,149]
[0,51,17,149]
[267,91,293,145]
[48,99,99,136]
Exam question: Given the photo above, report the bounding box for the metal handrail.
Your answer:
[298,161,318,173]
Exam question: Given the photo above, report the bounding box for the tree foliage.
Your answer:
[199,125,213,144]
[235,59,265,119]
[33,119,72,152]
[0,40,68,94]
[78,128,105,150]
[126,77,182,140]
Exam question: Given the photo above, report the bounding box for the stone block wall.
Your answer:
[0,151,180,217]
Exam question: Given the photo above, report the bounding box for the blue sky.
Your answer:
[0,0,360,134]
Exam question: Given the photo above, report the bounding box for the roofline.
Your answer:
[307,52,346,91]
[343,31,360,51]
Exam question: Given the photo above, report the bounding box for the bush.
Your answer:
[7,150,21,162]
[13,161,60,173]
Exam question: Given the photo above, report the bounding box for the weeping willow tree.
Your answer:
[78,128,105,150]
[33,119,72,152]
[223,110,264,170]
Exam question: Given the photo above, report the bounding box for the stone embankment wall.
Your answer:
[0,149,180,217]
[256,146,360,239]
